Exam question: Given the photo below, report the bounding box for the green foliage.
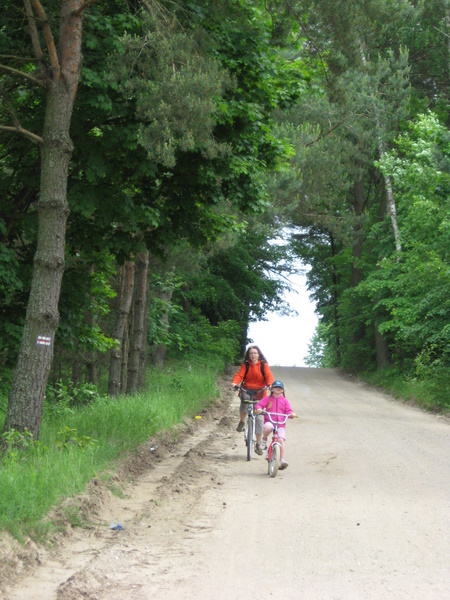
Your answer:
[45,382,101,413]
[282,0,449,406]
[0,358,222,540]
[305,322,337,368]
[55,426,98,451]
[169,308,240,363]
[177,226,293,345]
[372,113,450,363]
[360,362,450,412]
[56,251,118,356]
[2,0,447,425]
[0,428,46,465]
[0,242,23,304]
[413,350,450,409]
[119,24,229,168]
[1,0,299,399]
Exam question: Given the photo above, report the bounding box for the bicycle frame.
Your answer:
[234,385,267,461]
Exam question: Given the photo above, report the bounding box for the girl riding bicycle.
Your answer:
[255,380,297,470]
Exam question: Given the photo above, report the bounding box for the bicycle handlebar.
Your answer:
[259,411,293,425]
[233,384,269,399]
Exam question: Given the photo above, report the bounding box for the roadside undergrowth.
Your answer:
[359,367,450,414]
[0,358,224,544]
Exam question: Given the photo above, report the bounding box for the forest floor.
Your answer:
[0,367,449,600]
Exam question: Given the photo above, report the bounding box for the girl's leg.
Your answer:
[278,428,288,468]
[262,423,273,446]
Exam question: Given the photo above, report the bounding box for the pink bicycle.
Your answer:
[261,411,290,477]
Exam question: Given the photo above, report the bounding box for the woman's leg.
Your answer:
[255,414,264,445]
[236,397,248,432]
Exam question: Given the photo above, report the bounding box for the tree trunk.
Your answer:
[375,323,390,369]
[108,262,135,397]
[86,360,98,386]
[3,1,84,439]
[127,251,149,394]
[152,286,173,368]
[71,356,83,387]
[329,233,341,364]
[138,332,148,390]
[52,344,63,386]
[358,40,402,254]
[351,177,365,288]
[351,176,366,348]
[120,316,130,394]
[84,264,98,385]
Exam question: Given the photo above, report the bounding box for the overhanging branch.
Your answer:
[0,125,43,145]
[0,54,39,62]
[0,63,45,87]
[305,118,349,147]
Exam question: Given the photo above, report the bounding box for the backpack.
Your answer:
[243,360,266,383]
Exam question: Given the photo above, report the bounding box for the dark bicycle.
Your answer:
[234,385,268,461]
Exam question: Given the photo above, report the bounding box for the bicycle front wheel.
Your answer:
[246,417,253,461]
[268,443,280,477]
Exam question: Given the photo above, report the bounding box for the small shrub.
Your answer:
[55,426,98,451]
[0,428,46,464]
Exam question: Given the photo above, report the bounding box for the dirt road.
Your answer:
[1,367,449,600]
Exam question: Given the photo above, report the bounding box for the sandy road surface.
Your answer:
[1,367,449,600]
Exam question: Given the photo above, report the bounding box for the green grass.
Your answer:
[0,358,223,542]
[359,366,450,413]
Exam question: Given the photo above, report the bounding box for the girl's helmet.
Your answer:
[271,380,284,390]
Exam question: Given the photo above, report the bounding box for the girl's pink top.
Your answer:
[255,394,294,424]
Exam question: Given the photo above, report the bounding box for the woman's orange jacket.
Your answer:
[232,360,274,397]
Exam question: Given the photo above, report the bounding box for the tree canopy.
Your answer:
[1,0,449,439]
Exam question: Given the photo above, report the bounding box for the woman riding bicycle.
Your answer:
[231,345,274,455]
[255,380,297,470]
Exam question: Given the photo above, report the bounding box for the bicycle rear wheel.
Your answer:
[268,443,280,477]
[246,417,253,461]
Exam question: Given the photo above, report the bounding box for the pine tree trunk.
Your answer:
[3,1,83,439]
[52,344,63,386]
[375,323,390,368]
[138,336,147,390]
[108,262,135,397]
[152,287,173,368]
[329,233,341,364]
[120,317,130,394]
[351,177,366,349]
[86,360,98,386]
[72,356,83,387]
[358,39,402,253]
[127,251,149,394]
[351,177,365,288]
[85,290,98,385]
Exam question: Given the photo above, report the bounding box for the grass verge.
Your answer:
[0,357,223,543]
[359,366,450,413]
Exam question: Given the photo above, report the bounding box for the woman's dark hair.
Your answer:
[244,345,268,363]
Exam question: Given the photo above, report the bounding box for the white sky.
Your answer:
[247,267,318,367]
